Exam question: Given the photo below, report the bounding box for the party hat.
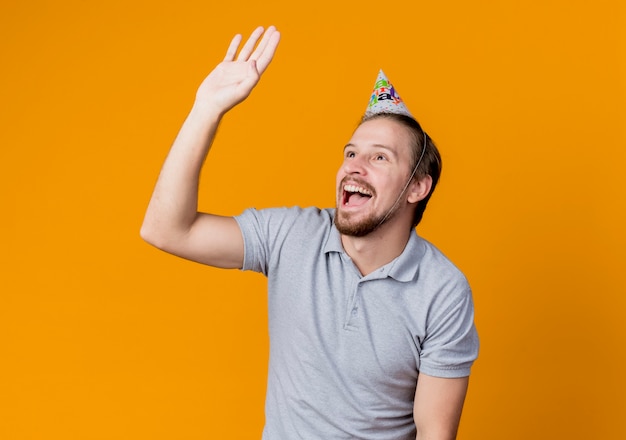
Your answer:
[365,70,412,117]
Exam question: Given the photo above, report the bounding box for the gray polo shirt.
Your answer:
[235,206,478,440]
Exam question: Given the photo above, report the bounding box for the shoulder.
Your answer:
[235,206,333,230]
[234,206,336,250]
[404,234,473,312]
[234,207,335,274]
[418,237,468,284]
[398,232,469,291]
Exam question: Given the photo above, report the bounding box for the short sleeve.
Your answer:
[234,207,307,276]
[234,208,270,275]
[418,289,479,378]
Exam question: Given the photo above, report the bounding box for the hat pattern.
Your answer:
[366,70,412,117]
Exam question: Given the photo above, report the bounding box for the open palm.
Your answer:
[195,26,281,115]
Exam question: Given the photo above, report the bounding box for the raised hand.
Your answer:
[194,26,281,116]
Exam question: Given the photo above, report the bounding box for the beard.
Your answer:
[334,203,400,237]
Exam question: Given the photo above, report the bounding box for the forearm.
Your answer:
[141,105,222,247]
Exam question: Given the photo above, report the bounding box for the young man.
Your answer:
[141,26,478,440]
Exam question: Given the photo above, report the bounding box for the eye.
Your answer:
[375,154,387,161]
[345,150,356,158]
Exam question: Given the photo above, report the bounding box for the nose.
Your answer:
[342,154,368,176]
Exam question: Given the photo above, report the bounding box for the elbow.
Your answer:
[140,222,155,246]
[140,216,189,254]
[140,219,165,249]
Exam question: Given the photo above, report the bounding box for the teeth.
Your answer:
[344,184,372,196]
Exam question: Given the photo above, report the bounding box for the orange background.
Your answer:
[1,1,625,438]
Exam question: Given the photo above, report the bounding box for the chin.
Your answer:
[334,210,383,237]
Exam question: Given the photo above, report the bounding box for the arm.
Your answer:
[140,26,280,268]
[413,374,469,440]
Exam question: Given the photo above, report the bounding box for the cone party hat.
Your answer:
[365,70,412,118]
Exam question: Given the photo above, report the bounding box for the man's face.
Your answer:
[334,117,415,237]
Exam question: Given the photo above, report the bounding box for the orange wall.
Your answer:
[1,1,625,439]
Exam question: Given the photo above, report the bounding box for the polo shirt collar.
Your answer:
[386,230,426,282]
[323,222,345,255]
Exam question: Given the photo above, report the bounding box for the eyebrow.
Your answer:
[343,143,399,157]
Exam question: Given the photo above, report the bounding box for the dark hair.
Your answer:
[360,112,442,227]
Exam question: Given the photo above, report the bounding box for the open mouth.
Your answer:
[342,183,373,207]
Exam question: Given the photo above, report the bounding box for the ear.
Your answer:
[407,175,433,204]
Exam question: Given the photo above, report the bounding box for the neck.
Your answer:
[340,218,413,276]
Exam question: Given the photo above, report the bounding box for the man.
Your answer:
[141,26,478,440]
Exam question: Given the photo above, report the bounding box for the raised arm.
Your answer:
[140,26,280,268]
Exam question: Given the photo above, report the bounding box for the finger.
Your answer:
[236,26,265,61]
[249,25,276,62]
[224,34,243,61]
[254,30,281,74]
